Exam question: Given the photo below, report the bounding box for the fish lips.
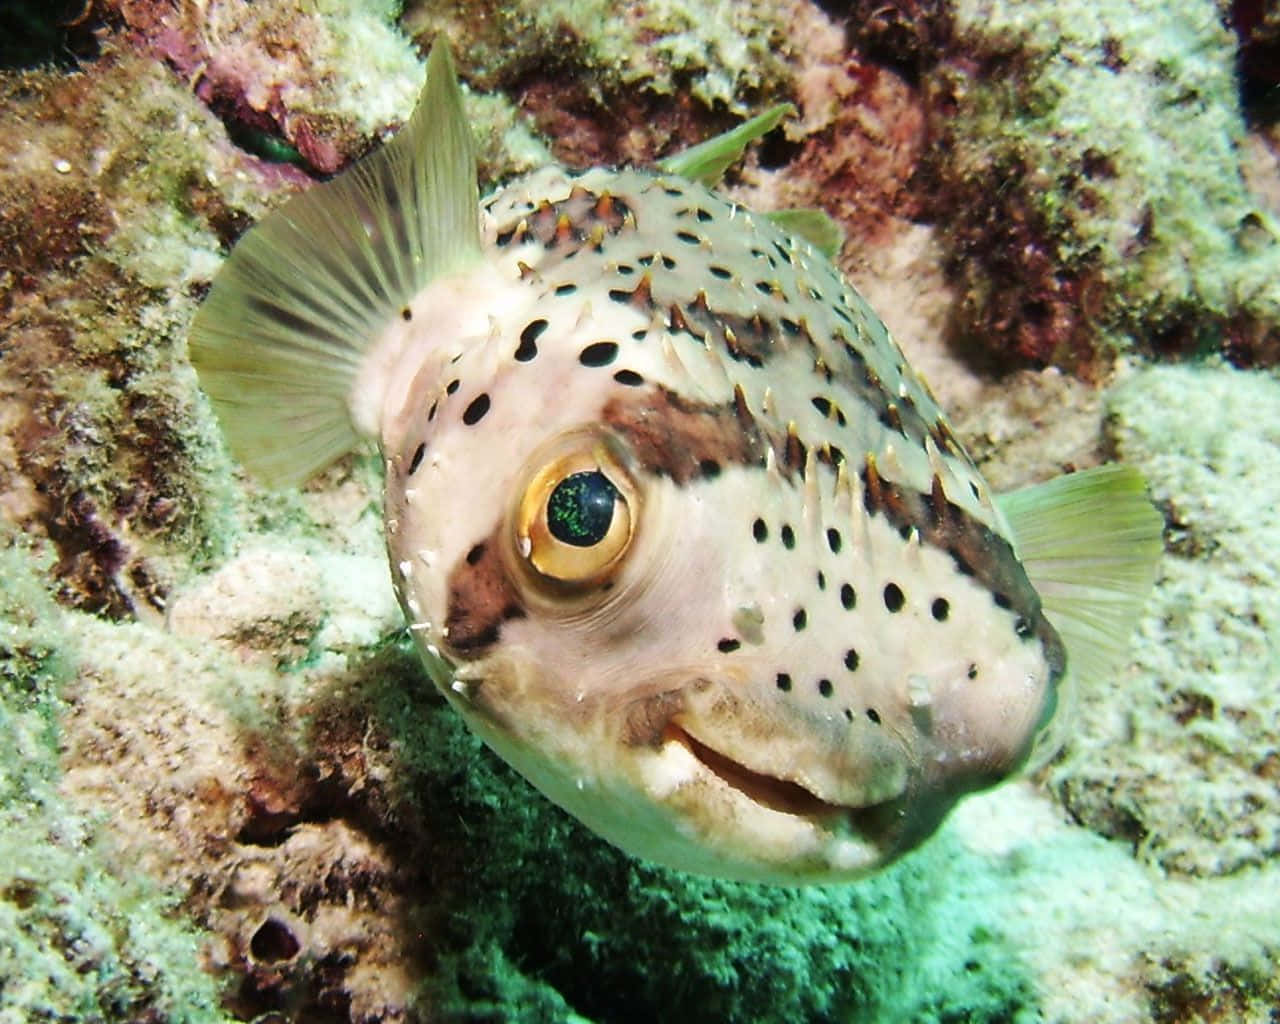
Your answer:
[619,678,950,874]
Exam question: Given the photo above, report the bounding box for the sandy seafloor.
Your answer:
[1,0,1279,1021]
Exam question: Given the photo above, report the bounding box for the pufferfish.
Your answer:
[189,41,1161,883]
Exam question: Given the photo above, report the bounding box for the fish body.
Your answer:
[189,43,1161,882]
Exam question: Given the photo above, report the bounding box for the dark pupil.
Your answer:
[547,471,617,547]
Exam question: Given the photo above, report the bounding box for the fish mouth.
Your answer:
[663,723,857,820]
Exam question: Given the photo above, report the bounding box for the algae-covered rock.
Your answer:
[0,540,225,1022]
[1052,362,1280,877]
[847,0,1280,372]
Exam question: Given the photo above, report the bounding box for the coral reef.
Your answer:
[837,0,1280,372]
[2,0,1280,1021]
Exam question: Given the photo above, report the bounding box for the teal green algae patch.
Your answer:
[933,0,1280,369]
[365,669,1037,1023]
[1049,362,1280,877]
[0,541,224,1022]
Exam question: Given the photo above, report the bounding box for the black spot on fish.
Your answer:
[780,524,795,550]
[792,608,807,631]
[816,571,826,590]
[514,323,540,363]
[463,394,491,425]
[844,648,859,671]
[931,598,950,622]
[866,707,881,724]
[466,542,486,565]
[613,369,644,386]
[676,230,700,246]
[446,379,460,395]
[401,307,412,321]
[967,664,979,679]
[826,528,842,554]
[408,442,426,475]
[709,265,732,280]
[696,207,713,223]
[717,638,741,653]
[818,679,833,698]
[555,282,577,296]
[840,583,856,610]
[698,458,721,478]
[752,518,768,543]
[883,583,905,613]
[579,341,619,367]
[776,672,792,692]
[1015,617,1033,639]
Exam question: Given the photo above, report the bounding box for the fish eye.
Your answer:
[515,445,636,585]
[547,471,618,546]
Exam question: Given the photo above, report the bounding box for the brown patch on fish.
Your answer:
[662,294,803,371]
[492,185,633,254]
[444,535,526,656]
[858,454,1066,680]
[621,689,687,747]
[603,385,768,484]
[782,421,807,477]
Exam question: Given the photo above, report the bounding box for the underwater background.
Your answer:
[1,0,1278,1020]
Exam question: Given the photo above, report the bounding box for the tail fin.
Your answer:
[997,465,1163,761]
[187,40,482,487]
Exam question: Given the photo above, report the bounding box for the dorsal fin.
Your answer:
[658,103,793,186]
[658,104,844,258]
[187,40,482,486]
